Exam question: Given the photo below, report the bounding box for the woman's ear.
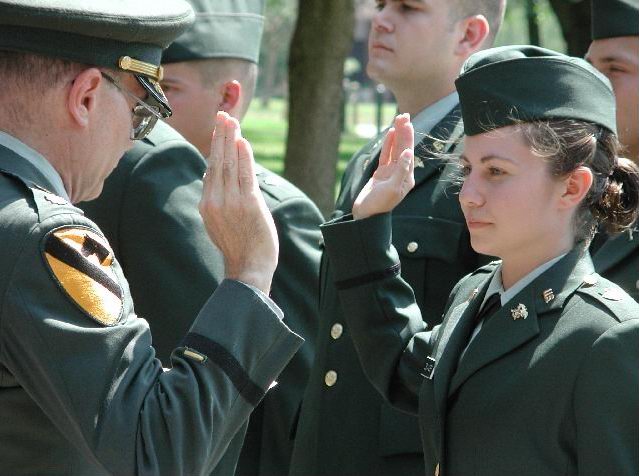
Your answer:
[66,68,102,129]
[559,166,594,210]
[454,14,490,58]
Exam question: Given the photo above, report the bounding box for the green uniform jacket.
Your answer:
[80,121,323,476]
[0,143,303,475]
[592,227,639,301]
[321,212,639,476]
[290,107,486,475]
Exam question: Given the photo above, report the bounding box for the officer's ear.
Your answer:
[218,80,242,116]
[454,14,490,58]
[67,68,102,129]
[558,166,594,211]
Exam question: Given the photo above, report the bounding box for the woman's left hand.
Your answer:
[353,114,415,220]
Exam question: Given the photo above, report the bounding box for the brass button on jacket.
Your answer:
[324,370,338,387]
[330,323,343,340]
[407,241,419,253]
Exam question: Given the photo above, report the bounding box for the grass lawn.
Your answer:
[242,98,397,187]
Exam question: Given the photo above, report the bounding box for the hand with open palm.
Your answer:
[353,114,415,220]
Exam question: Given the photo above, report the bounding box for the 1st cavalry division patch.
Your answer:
[43,227,123,326]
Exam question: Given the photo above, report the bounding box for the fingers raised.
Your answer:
[237,137,257,196]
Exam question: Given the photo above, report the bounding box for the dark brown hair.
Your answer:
[521,119,639,242]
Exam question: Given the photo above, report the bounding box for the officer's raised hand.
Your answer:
[200,111,279,294]
[353,114,415,220]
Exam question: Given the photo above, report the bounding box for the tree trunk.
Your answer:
[548,0,592,57]
[284,0,355,216]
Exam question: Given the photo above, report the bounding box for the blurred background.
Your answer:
[242,0,592,215]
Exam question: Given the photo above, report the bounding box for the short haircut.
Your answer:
[0,50,86,89]
[192,57,258,118]
[450,0,507,45]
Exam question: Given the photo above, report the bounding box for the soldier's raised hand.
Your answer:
[353,114,415,220]
[199,111,278,294]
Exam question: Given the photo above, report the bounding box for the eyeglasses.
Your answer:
[101,72,163,140]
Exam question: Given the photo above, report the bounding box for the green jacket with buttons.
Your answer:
[290,107,487,475]
[0,142,303,475]
[80,121,323,476]
[320,212,639,476]
[592,228,639,302]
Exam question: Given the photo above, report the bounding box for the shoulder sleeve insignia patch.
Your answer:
[42,226,123,326]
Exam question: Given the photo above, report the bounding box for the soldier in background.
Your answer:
[81,1,323,475]
[587,0,639,301]
[0,0,302,474]
[289,1,506,475]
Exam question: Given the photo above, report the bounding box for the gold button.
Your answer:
[324,370,338,387]
[330,323,344,339]
[407,241,419,253]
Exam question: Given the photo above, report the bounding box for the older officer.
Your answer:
[0,2,302,475]
[587,0,639,301]
[290,1,505,474]
[80,1,323,475]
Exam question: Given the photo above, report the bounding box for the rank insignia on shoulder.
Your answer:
[42,226,123,326]
[421,356,436,380]
[43,192,68,206]
[601,288,624,301]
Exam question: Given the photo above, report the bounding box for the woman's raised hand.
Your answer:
[352,114,415,220]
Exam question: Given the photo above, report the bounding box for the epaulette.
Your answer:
[256,168,304,204]
[0,169,77,221]
[576,275,637,322]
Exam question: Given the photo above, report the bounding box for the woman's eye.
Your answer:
[460,165,471,177]
[488,167,505,177]
[375,0,385,11]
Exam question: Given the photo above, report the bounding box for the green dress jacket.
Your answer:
[592,227,639,301]
[80,121,323,476]
[321,212,639,476]
[290,106,486,475]
[0,143,303,475]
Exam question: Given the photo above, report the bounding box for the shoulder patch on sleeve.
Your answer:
[42,226,123,326]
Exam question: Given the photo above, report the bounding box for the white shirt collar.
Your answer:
[0,131,70,201]
[482,253,568,309]
[411,91,459,139]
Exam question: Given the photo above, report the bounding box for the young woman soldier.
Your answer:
[320,46,639,476]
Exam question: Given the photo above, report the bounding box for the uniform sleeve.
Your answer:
[320,212,439,414]
[112,140,226,364]
[573,318,639,476]
[0,213,303,476]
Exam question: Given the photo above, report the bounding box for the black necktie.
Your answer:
[475,293,501,325]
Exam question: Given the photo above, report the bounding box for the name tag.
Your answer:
[421,356,436,380]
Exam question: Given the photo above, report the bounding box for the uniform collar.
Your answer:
[0,131,70,201]
[411,91,459,138]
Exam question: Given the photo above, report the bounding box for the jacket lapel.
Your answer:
[591,228,639,274]
[412,105,463,190]
[448,249,594,397]
[433,275,492,416]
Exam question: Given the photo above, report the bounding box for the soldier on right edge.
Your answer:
[290,1,506,475]
[587,0,639,301]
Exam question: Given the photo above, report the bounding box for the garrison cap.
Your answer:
[0,0,195,117]
[591,0,639,39]
[455,45,617,136]
[163,0,265,64]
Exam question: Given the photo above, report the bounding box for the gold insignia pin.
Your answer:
[511,303,528,320]
[363,158,370,170]
[468,288,479,301]
[415,156,425,168]
[582,274,597,287]
[601,288,624,301]
[542,289,555,304]
[433,141,445,152]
